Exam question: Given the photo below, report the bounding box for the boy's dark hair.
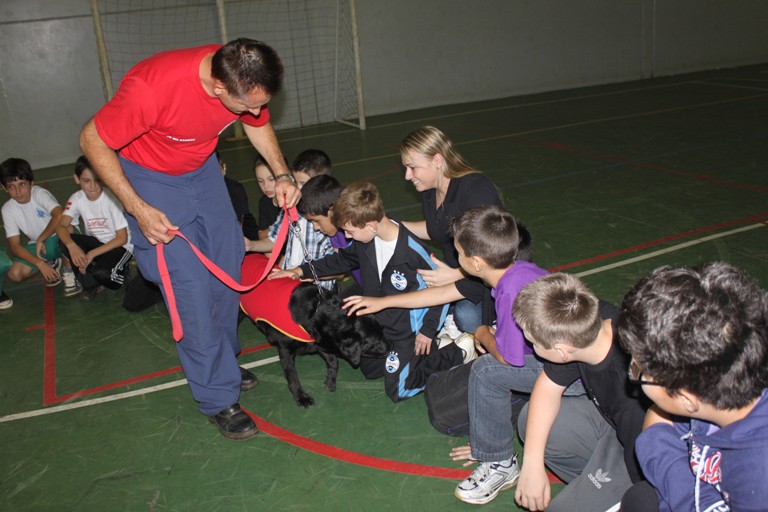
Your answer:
[450,205,519,269]
[1,158,34,186]
[211,38,283,98]
[292,149,332,177]
[297,175,342,216]
[514,273,602,350]
[332,181,384,228]
[619,262,768,409]
[74,155,93,178]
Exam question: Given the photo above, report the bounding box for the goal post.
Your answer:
[89,0,367,131]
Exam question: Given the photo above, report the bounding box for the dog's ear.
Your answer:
[289,284,322,330]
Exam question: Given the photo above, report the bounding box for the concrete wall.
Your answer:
[1,0,767,169]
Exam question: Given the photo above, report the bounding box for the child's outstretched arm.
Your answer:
[343,282,464,316]
[245,236,275,253]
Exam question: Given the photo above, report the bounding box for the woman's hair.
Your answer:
[399,126,478,179]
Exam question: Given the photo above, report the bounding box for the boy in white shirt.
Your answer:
[1,158,69,301]
[56,156,133,300]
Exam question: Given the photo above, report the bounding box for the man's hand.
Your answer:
[342,295,386,316]
[515,461,552,511]
[274,180,301,209]
[417,254,463,287]
[134,204,178,245]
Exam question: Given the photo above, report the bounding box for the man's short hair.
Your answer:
[292,149,332,177]
[297,175,342,216]
[1,158,34,186]
[451,205,519,269]
[74,155,93,178]
[211,38,283,98]
[619,262,768,409]
[514,273,602,350]
[331,181,384,228]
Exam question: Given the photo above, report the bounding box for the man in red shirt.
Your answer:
[80,39,300,440]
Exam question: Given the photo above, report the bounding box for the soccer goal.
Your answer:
[89,0,366,130]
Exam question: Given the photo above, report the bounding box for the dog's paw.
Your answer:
[296,394,315,408]
[325,378,337,392]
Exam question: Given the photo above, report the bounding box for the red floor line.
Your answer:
[246,409,562,483]
[532,140,768,194]
[548,212,768,272]
[26,323,45,331]
[42,287,58,406]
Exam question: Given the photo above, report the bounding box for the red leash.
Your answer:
[157,206,299,341]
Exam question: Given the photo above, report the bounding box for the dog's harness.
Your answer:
[239,253,313,342]
[156,204,319,342]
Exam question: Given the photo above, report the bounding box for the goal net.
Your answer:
[90,0,366,130]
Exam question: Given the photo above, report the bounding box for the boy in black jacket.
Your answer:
[270,181,463,402]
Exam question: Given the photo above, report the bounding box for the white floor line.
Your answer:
[574,223,765,278]
[2,221,764,423]
[0,356,279,423]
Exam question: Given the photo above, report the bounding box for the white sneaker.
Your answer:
[455,455,520,505]
[0,292,13,310]
[453,332,478,364]
[443,313,462,339]
[62,271,82,297]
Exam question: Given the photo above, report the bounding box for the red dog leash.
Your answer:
[157,205,299,341]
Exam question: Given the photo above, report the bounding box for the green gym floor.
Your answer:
[2,64,767,512]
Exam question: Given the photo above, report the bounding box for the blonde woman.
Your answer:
[400,126,503,333]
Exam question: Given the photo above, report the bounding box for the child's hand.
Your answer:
[68,245,88,270]
[37,260,60,283]
[35,240,47,259]
[342,295,385,316]
[415,332,432,356]
[449,443,477,467]
[268,268,303,281]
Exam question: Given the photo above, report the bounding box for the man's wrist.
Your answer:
[274,173,295,184]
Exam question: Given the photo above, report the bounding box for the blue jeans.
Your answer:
[469,353,585,461]
[453,298,483,333]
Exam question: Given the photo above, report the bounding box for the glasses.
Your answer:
[628,359,665,387]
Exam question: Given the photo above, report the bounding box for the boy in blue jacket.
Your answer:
[271,181,463,402]
[619,262,768,512]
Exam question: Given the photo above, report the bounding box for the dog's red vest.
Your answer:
[240,253,314,342]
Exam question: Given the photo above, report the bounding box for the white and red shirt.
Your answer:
[63,189,133,253]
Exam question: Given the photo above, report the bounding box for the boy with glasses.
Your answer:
[618,262,768,511]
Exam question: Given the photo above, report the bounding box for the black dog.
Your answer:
[240,254,388,407]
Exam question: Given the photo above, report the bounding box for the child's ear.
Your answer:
[676,389,701,414]
[552,343,572,363]
[73,174,80,185]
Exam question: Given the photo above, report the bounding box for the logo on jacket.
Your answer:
[391,270,407,290]
[588,468,611,489]
[385,352,400,373]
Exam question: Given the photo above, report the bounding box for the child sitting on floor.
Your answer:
[1,157,76,296]
[56,156,133,300]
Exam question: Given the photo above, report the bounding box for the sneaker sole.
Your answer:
[64,288,82,297]
[454,474,519,505]
[0,301,13,310]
